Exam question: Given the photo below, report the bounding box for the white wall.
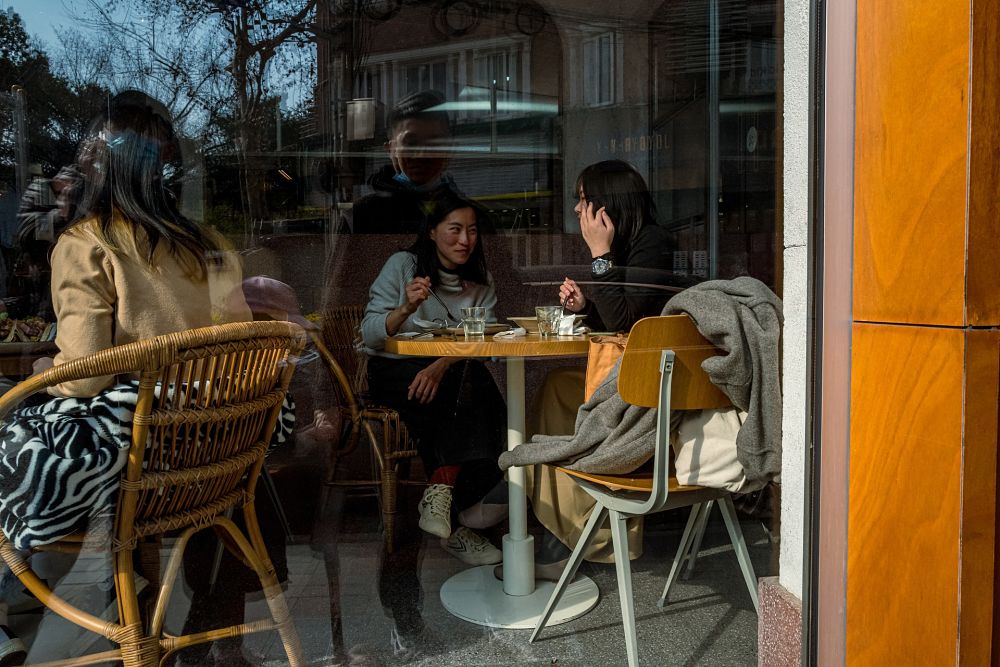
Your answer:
[779,0,811,601]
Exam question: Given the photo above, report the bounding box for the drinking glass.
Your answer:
[535,305,563,338]
[461,306,487,338]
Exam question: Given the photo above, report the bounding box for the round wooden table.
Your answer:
[384,332,600,629]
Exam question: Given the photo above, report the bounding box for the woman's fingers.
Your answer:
[408,372,439,403]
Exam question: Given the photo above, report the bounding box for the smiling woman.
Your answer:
[359,190,509,566]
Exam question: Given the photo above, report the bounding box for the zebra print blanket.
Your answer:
[0,381,294,550]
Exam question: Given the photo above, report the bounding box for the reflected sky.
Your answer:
[7,0,84,49]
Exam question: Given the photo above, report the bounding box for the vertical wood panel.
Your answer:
[847,324,963,665]
[853,0,969,326]
[966,0,1000,326]
[961,331,1000,661]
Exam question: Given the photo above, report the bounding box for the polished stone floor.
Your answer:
[8,434,774,666]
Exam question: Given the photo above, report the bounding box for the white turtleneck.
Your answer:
[361,250,498,357]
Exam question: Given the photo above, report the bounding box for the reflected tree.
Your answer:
[0,12,110,181]
[85,0,321,226]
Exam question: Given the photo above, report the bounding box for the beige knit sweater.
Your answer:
[49,219,251,397]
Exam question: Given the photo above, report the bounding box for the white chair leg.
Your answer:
[719,495,760,613]
[530,505,608,643]
[658,502,705,609]
[609,509,639,667]
[681,499,714,579]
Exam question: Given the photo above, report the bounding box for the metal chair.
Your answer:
[530,315,760,667]
[0,321,307,667]
[314,305,420,552]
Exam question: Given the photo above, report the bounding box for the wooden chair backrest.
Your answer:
[618,315,731,411]
[321,304,368,394]
[0,321,306,550]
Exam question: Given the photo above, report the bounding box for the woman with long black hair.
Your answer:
[524,160,676,578]
[361,190,507,566]
[0,91,254,665]
[39,90,250,396]
[558,159,674,330]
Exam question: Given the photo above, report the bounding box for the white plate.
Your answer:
[509,315,585,333]
[439,323,511,336]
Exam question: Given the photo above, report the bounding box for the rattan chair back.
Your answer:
[321,304,367,395]
[0,321,306,551]
[0,320,307,666]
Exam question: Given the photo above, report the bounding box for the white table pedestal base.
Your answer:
[440,565,599,629]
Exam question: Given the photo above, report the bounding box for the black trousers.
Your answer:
[367,356,505,512]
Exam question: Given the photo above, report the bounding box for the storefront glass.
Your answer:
[0,1,783,663]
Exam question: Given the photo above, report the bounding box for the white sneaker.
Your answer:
[417,484,452,538]
[296,409,339,447]
[441,527,502,566]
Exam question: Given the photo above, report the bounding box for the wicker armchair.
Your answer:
[0,321,307,667]
[314,305,420,552]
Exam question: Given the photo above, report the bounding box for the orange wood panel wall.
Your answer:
[853,0,969,326]
[966,0,1000,325]
[848,325,963,665]
[848,0,1000,664]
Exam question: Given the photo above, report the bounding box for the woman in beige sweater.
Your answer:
[0,92,250,666]
[36,91,250,396]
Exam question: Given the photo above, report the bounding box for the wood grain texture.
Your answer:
[853,0,969,325]
[618,315,730,410]
[847,324,963,665]
[384,333,589,359]
[961,330,999,663]
[966,0,1000,326]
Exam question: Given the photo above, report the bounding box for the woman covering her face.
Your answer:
[559,159,675,332]
[360,191,507,566]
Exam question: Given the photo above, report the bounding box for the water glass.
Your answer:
[535,305,563,338]
[461,306,487,338]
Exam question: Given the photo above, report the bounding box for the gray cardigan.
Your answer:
[361,251,498,358]
[499,276,783,485]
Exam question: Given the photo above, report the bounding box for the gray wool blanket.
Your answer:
[499,276,783,485]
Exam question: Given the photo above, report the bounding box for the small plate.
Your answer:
[438,323,511,336]
[509,315,585,333]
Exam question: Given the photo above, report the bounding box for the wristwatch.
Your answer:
[591,253,614,276]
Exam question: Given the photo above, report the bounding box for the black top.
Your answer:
[350,165,456,234]
[580,223,682,332]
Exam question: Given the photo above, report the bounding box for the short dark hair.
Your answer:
[407,189,489,287]
[388,90,450,135]
[575,160,657,258]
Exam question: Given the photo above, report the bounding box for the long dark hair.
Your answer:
[71,90,221,279]
[407,190,489,287]
[575,160,657,258]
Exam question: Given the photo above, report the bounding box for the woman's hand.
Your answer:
[407,358,452,404]
[385,276,432,336]
[403,276,432,314]
[559,278,586,313]
[579,202,614,258]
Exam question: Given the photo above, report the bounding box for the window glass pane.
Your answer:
[0,0,783,663]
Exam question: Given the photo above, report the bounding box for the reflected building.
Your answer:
[314,0,779,286]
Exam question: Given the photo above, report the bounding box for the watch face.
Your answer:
[592,257,613,276]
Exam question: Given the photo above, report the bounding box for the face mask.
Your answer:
[392,171,443,192]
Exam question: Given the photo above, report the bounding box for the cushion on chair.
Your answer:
[672,407,760,493]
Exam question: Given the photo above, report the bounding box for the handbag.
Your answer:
[584,334,628,401]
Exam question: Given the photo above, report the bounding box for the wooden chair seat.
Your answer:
[556,464,703,494]
[532,315,761,667]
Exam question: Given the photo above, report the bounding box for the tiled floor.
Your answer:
[8,437,774,666]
